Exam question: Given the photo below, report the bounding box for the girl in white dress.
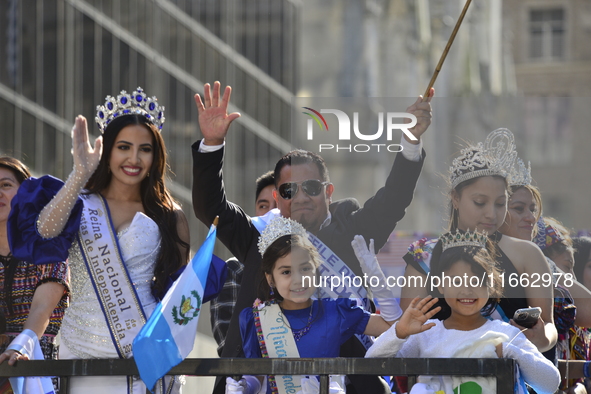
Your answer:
[367,229,560,394]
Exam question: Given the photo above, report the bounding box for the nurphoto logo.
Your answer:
[302,106,417,153]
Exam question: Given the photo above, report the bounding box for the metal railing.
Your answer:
[0,357,516,394]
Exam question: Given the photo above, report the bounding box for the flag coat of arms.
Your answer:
[133,221,217,390]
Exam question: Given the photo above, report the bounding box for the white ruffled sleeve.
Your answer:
[502,334,560,394]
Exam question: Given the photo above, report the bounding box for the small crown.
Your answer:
[258,216,307,256]
[450,128,518,189]
[440,229,488,252]
[508,157,532,187]
[95,87,165,133]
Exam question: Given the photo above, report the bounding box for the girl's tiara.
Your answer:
[440,229,488,252]
[449,128,517,189]
[257,216,307,256]
[95,87,165,133]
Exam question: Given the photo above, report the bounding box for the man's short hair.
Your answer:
[273,150,330,186]
[255,171,275,200]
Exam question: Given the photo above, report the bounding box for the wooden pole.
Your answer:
[423,0,473,100]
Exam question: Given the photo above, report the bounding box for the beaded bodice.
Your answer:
[61,210,161,358]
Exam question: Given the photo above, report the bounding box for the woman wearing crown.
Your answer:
[400,128,558,353]
[8,88,189,393]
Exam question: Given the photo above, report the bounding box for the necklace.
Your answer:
[280,303,314,342]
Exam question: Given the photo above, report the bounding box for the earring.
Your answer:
[146,172,150,178]
[269,284,275,298]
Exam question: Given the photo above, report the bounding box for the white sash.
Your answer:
[258,303,303,394]
[77,193,147,359]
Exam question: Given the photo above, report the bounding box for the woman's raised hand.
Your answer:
[37,115,102,239]
[72,115,103,177]
[395,295,441,339]
[194,81,241,146]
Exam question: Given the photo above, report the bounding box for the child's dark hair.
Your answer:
[432,245,502,317]
[539,217,573,261]
[258,234,320,302]
[573,236,591,283]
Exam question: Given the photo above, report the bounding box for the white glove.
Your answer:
[226,377,244,393]
[225,376,262,394]
[297,376,346,394]
[351,235,402,321]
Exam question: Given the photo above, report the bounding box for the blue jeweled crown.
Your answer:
[95,87,165,133]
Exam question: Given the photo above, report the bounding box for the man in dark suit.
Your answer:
[210,171,276,357]
[192,81,433,394]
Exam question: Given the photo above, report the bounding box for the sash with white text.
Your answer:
[256,302,303,394]
[77,193,147,359]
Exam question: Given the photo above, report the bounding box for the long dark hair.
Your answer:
[84,115,189,299]
[431,245,502,318]
[0,156,32,315]
[573,236,591,285]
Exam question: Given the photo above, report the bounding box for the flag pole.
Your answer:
[213,216,219,227]
[422,0,473,101]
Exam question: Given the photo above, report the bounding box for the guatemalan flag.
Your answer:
[133,220,218,391]
[7,329,56,394]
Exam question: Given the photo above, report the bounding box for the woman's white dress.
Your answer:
[59,212,182,394]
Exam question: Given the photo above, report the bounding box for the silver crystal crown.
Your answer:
[258,216,308,256]
[95,87,165,133]
[450,128,518,189]
[508,157,532,187]
[441,229,488,252]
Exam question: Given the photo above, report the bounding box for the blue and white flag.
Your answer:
[7,329,56,394]
[133,221,217,391]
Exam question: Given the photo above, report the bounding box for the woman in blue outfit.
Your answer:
[8,88,190,394]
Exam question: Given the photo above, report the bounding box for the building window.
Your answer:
[529,8,565,60]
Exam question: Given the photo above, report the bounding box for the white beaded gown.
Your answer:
[59,211,183,394]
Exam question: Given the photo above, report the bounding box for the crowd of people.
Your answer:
[0,81,588,394]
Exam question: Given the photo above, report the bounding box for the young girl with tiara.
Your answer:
[400,128,558,353]
[367,229,561,394]
[226,216,400,394]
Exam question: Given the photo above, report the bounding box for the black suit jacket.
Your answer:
[192,141,425,393]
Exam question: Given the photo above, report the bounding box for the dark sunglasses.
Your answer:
[278,180,329,200]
